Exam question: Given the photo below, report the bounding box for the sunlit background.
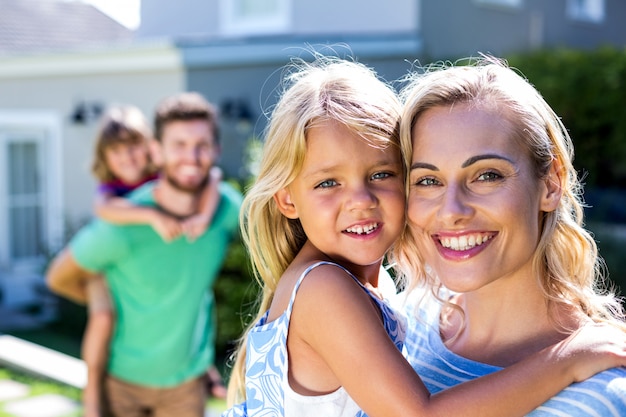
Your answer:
[82,0,140,29]
[0,1,624,415]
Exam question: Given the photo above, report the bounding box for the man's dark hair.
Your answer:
[154,92,220,144]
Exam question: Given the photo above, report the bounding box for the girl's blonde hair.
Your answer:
[227,56,402,405]
[393,56,625,333]
[91,105,154,182]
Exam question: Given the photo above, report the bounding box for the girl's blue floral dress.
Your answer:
[222,261,406,417]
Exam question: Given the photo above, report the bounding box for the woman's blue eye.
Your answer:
[416,177,439,186]
[477,171,502,181]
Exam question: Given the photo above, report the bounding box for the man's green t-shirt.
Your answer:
[70,181,242,387]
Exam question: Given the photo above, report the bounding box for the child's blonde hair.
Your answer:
[91,105,154,182]
[227,56,402,404]
[393,56,625,332]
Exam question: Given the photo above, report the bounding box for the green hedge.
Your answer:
[213,240,259,364]
[506,46,626,189]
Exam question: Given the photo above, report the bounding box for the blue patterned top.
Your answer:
[223,261,406,417]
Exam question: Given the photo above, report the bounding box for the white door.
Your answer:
[0,112,63,307]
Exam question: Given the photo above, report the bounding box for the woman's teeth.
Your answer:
[440,234,492,251]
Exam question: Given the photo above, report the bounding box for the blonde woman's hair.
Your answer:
[227,56,402,405]
[91,105,154,182]
[392,56,625,334]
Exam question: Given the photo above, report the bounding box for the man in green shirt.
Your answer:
[46,92,242,417]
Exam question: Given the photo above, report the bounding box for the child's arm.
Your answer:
[293,267,626,417]
[94,192,182,242]
[181,166,222,242]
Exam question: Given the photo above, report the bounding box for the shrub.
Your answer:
[214,240,259,364]
[507,47,626,189]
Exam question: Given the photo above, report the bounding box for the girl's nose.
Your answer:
[347,184,377,211]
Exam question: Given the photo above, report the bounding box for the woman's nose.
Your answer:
[437,183,474,223]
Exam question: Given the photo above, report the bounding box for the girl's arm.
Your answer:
[94,192,182,242]
[292,267,626,417]
[181,166,222,241]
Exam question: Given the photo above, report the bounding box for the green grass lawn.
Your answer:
[0,366,82,417]
[0,367,81,400]
[0,365,227,415]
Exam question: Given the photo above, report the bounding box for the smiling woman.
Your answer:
[396,56,626,417]
[407,101,558,292]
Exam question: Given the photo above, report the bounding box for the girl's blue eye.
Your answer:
[372,171,392,180]
[316,179,337,189]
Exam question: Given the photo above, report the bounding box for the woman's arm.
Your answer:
[293,267,626,417]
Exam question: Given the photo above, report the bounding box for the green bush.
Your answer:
[506,47,626,189]
[214,240,259,364]
[588,223,626,301]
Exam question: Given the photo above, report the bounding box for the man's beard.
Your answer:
[163,170,209,194]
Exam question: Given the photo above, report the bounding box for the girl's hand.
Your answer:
[181,214,209,242]
[556,322,626,382]
[150,211,183,242]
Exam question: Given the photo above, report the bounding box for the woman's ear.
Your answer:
[540,159,564,213]
[274,188,299,219]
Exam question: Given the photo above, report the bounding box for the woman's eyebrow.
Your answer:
[462,154,514,168]
[410,154,514,171]
[410,162,438,171]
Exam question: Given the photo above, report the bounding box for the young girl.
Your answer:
[223,57,626,417]
[83,105,223,417]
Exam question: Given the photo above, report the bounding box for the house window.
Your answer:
[220,0,291,36]
[474,0,522,8]
[567,0,604,23]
